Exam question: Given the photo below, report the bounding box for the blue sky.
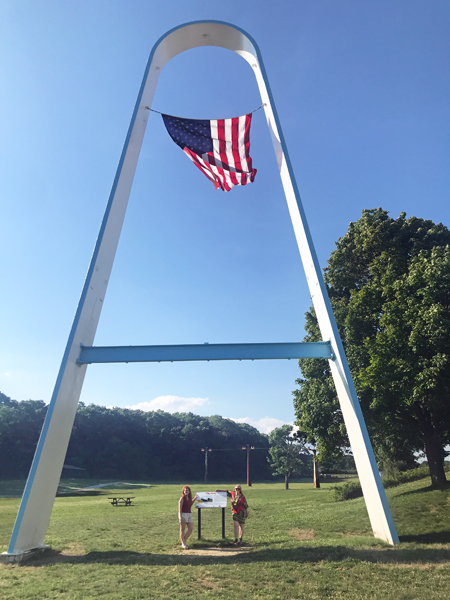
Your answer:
[1,1,449,433]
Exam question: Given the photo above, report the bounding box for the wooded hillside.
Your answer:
[0,391,272,481]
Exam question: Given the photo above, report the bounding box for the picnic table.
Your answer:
[108,497,135,506]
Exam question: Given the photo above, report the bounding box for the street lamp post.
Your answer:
[201,447,212,484]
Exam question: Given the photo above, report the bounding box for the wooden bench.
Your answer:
[108,497,135,506]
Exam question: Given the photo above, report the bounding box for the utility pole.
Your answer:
[201,447,212,484]
[242,445,255,486]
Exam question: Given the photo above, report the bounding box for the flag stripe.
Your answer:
[184,149,221,189]
[231,118,245,185]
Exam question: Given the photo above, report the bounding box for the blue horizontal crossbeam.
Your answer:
[77,341,334,364]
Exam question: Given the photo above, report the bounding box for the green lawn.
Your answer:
[1,477,450,599]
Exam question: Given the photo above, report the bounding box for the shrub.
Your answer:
[331,480,363,501]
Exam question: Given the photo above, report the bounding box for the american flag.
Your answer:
[162,113,257,192]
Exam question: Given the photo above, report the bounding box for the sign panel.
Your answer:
[195,491,227,508]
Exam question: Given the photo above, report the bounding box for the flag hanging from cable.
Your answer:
[162,113,257,192]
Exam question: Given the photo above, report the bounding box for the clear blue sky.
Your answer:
[1,1,449,433]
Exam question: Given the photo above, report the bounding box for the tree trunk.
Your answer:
[285,474,289,489]
[313,456,320,489]
[415,405,447,487]
[424,434,447,487]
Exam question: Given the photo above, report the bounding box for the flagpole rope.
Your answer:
[147,104,265,117]
[251,104,265,113]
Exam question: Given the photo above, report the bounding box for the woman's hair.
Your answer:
[181,485,192,501]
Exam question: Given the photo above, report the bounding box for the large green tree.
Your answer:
[293,209,450,487]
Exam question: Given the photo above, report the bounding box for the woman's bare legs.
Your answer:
[233,520,240,542]
[180,521,193,548]
[180,521,187,547]
[185,522,194,544]
[233,521,245,544]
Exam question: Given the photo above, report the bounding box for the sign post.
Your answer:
[195,491,227,540]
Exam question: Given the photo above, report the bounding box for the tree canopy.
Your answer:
[0,392,47,479]
[0,392,271,482]
[293,209,450,486]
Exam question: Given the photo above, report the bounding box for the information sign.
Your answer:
[195,491,227,508]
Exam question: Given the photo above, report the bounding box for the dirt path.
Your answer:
[1,543,253,566]
[181,546,252,557]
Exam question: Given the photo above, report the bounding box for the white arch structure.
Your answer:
[5,21,398,557]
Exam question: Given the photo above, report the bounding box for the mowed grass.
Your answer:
[1,477,450,599]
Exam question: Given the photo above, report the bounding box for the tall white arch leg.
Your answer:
[6,21,397,557]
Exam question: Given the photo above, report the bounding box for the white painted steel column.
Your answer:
[242,27,398,545]
[6,33,162,555]
[234,24,398,545]
[6,21,397,556]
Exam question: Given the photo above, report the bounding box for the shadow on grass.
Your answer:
[396,481,450,497]
[22,544,450,568]
[400,531,450,544]
[324,477,357,484]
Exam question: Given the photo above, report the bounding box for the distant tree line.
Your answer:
[0,391,273,482]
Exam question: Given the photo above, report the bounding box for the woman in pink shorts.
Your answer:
[178,485,198,549]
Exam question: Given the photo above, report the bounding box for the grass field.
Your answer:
[1,477,450,599]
